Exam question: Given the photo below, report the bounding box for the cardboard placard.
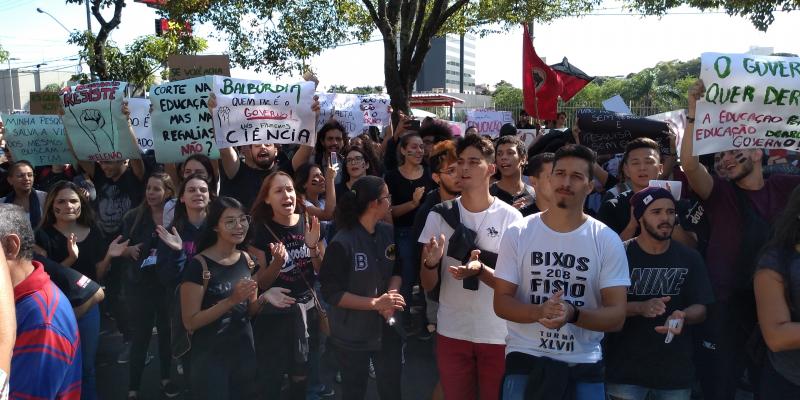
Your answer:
[212,77,316,148]
[167,54,231,81]
[1,114,75,166]
[29,91,63,115]
[694,52,800,155]
[149,76,219,163]
[576,108,669,155]
[316,93,364,136]
[465,110,514,138]
[126,98,153,152]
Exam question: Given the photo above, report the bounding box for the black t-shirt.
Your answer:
[250,219,315,299]
[34,254,101,308]
[597,190,634,234]
[181,253,253,339]
[489,182,534,208]
[35,225,108,281]
[604,239,714,389]
[220,160,290,211]
[93,167,143,237]
[34,165,77,193]
[385,167,436,228]
[757,248,800,385]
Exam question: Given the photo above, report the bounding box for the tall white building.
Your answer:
[416,33,476,94]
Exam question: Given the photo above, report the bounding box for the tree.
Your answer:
[69,30,208,93]
[164,0,793,114]
[66,0,126,80]
[492,81,522,108]
[351,85,385,94]
[163,0,602,114]
[0,44,8,63]
[628,0,800,32]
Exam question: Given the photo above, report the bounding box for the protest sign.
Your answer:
[465,110,514,137]
[212,77,316,148]
[29,91,63,115]
[1,114,75,166]
[360,95,391,128]
[167,55,231,81]
[316,93,363,136]
[127,98,153,152]
[60,81,139,162]
[518,128,539,148]
[576,108,670,155]
[694,52,800,155]
[447,121,466,137]
[602,95,632,114]
[149,76,219,163]
[647,109,686,154]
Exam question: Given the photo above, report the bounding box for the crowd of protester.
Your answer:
[1,77,800,400]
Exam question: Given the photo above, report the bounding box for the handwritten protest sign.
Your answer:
[1,114,75,166]
[29,91,63,115]
[360,95,391,128]
[316,93,363,136]
[466,110,514,137]
[212,77,316,148]
[149,76,219,163]
[694,52,800,155]
[127,98,153,152]
[60,81,139,161]
[167,55,231,81]
[576,108,669,155]
[647,109,686,154]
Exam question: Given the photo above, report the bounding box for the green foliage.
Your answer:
[43,83,63,92]
[493,81,523,108]
[69,30,208,93]
[0,44,8,63]
[568,58,698,109]
[626,0,800,32]
[350,86,385,95]
[328,85,349,93]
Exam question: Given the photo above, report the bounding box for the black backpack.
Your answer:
[427,200,498,301]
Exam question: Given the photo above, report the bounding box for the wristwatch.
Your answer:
[567,303,580,324]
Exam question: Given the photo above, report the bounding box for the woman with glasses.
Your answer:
[249,171,324,400]
[335,146,379,201]
[180,196,290,400]
[319,175,404,400]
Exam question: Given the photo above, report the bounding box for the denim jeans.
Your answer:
[501,374,605,400]
[606,384,691,400]
[78,304,100,400]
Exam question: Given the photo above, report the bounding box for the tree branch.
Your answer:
[407,0,426,58]
[362,0,387,33]
[438,0,469,27]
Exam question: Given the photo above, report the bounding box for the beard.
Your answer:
[556,199,568,209]
[643,220,674,241]
[440,181,460,197]
[730,159,754,182]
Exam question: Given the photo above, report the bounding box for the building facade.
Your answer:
[416,34,476,94]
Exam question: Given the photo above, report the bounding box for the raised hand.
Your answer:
[305,215,321,250]
[230,278,258,304]
[688,79,705,116]
[261,287,296,308]
[67,233,79,260]
[156,225,183,251]
[422,234,446,268]
[106,235,130,258]
[126,243,143,261]
[269,242,288,267]
[655,309,685,336]
[412,186,425,206]
[447,249,482,280]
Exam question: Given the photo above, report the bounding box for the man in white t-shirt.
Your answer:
[493,144,630,400]
[419,134,522,400]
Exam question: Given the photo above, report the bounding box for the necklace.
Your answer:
[470,196,495,239]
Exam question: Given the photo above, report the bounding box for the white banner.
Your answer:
[646,109,686,154]
[213,77,316,148]
[127,98,153,152]
[465,110,514,138]
[316,93,363,137]
[360,95,391,128]
[694,52,800,155]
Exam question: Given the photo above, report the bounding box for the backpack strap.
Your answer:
[240,251,256,272]
[431,199,461,230]
[193,254,211,292]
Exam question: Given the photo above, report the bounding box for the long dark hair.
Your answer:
[314,120,347,166]
[396,131,422,166]
[127,172,175,238]
[251,171,295,224]
[340,145,378,183]
[180,154,218,191]
[170,173,210,233]
[761,185,800,259]
[294,163,321,197]
[196,197,251,253]
[335,176,385,229]
[40,180,95,229]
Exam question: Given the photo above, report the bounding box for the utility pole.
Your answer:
[86,0,92,31]
[6,57,20,113]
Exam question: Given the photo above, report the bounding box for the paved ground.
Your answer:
[96,314,439,400]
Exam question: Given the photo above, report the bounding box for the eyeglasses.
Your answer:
[346,156,365,165]
[223,215,252,230]
[379,194,392,203]
[437,167,457,176]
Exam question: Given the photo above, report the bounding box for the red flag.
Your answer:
[522,24,561,121]
[550,57,593,103]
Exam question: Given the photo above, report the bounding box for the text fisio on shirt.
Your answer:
[528,251,590,307]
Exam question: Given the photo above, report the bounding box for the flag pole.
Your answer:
[528,21,540,123]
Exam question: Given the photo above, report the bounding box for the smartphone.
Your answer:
[330,152,340,171]
[406,119,421,131]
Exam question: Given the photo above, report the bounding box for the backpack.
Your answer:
[170,252,255,359]
[427,200,498,301]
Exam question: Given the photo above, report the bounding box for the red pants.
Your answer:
[436,334,505,400]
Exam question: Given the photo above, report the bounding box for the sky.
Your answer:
[1,0,798,91]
